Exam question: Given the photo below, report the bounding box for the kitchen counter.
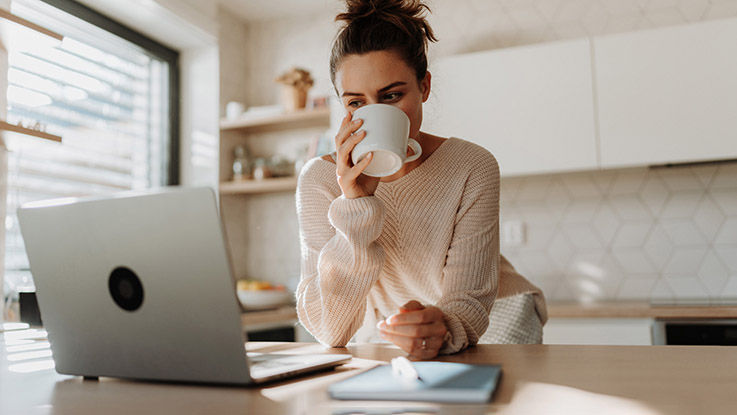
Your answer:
[239,302,737,326]
[240,306,297,330]
[548,301,737,319]
[242,301,737,325]
[3,332,737,414]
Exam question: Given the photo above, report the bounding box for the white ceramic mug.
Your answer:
[226,101,245,120]
[350,104,422,177]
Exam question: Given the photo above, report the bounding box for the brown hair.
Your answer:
[330,0,437,87]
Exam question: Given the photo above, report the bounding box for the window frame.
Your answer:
[38,0,181,185]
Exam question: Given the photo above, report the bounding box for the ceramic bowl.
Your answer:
[237,289,292,311]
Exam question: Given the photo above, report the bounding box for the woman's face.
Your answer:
[335,50,431,140]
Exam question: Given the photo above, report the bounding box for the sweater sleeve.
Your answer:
[295,159,386,347]
[435,149,500,354]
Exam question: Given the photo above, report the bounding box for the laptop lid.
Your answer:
[17,187,254,385]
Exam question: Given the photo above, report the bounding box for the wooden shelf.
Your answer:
[219,177,298,195]
[0,9,63,41]
[0,121,62,143]
[219,108,330,132]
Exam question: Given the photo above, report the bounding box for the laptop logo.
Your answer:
[108,266,144,311]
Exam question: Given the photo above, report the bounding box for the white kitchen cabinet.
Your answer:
[424,38,598,177]
[594,18,737,168]
[544,318,654,345]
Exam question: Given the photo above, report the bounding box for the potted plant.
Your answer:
[275,67,314,112]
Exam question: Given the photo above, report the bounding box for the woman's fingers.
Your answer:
[335,117,363,154]
[399,300,424,312]
[379,319,446,338]
[334,113,353,148]
[336,129,366,168]
[378,330,444,357]
[408,335,445,360]
[387,306,443,325]
[332,113,380,199]
[350,151,373,177]
[378,302,449,359]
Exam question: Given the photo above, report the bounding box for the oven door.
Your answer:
[652,319,737,345]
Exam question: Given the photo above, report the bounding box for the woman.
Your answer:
[296,0,546,359]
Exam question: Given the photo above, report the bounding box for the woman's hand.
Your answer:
[378,300,448,360]
[334,111,380,199]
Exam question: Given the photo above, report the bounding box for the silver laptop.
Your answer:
[17,186,350,385]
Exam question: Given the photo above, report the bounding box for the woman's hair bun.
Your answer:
[329,0,437,85]
[336,0,436,42]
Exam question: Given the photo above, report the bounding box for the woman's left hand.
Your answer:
[377,300,448,360]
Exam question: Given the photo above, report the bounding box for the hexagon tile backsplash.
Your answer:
[499,162,737,304]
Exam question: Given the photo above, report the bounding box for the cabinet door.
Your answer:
[544,318,654,345]
[594,18,737,168]
[424,39,598,177]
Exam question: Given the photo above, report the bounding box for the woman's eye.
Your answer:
[347,101,362,108]
[382,92,402,102]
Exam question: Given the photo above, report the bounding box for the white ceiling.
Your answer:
[215,0,339,22]
[77,0,219,49]
[76,0,341,50]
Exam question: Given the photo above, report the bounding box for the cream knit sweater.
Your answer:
[296,137,545,354]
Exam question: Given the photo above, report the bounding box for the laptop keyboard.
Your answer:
[247,353,347,381]
[248,354,308,369]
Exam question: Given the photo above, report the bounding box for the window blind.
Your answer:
[3,0,170,293]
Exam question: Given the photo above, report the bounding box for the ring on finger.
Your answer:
[421,338,427,350]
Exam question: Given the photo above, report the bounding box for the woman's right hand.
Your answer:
[335,111,381,199]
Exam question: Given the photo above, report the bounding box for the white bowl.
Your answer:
[237,289,292,311]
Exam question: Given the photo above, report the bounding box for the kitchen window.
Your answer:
[2,0,179,305]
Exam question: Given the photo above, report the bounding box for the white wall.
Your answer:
[0,0,10,321]
[225,0,737,303]
[180,46,219,188]
[217,7,250,118]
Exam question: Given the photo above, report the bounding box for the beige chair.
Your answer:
[478,256,548,344]
[479,293,544,344]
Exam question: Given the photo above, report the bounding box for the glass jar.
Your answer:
[232,145,252,181]
[252,158,272,180]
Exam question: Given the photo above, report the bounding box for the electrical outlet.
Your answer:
[502,220,525,247]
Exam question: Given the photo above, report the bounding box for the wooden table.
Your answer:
[2,333,737,414]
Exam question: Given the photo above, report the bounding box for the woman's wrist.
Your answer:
[342,188,374,199]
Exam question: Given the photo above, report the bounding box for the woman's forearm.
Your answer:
[296,195,386,347]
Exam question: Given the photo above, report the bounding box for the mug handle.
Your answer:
[404,139,422,163]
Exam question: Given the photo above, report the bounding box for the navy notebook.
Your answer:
[328,361,502,403]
